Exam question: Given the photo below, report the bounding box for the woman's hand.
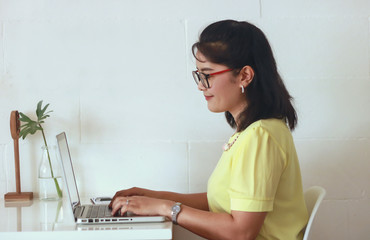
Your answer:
[109,187,171,217]
[110,195,174,218]
[109,187,209,211]
[109,187,154,208]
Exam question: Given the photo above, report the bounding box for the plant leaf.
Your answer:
[19,112,32,123]
[27,121,41,135]
[19,127,32,139]
[40,113,51,120]
[19,100,52,140]
[36,100,43,119]
[41,103,50,116]
[37,102,52,122]
[20,124,30,129]
[44,110,53,115]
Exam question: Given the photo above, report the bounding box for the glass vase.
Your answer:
[38,145,63,201]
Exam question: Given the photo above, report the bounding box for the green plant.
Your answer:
[19,100,62,198]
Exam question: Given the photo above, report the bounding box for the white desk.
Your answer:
[0,198,172,240]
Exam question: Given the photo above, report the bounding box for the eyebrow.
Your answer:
[197,67,214,72]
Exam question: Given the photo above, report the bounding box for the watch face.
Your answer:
[173,205,180,212]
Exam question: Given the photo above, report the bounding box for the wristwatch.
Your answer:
[171,202,182,225]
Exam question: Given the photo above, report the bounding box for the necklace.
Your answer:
[223,132,241,151]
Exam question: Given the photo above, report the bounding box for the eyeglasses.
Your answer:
[192,69,233,89]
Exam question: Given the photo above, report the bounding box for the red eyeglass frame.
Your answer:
[192,68,233,88]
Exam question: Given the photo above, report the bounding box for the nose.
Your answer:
[197,81,206,91]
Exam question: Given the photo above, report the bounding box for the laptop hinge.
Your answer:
[72,201,80,209]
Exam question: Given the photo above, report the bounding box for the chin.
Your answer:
[207,105,224,113]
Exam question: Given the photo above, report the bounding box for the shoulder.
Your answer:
[242,118,289,137]
[230,119,289,171]
[237,118,293,150]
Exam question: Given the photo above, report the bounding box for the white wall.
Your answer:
[0,0,369,239]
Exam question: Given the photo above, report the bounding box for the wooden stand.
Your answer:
[4,111,33,202]
[4,192,33,201]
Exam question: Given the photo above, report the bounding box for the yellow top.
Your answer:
[207,119,308,240]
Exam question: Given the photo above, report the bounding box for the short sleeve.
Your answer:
[228,125,286,212]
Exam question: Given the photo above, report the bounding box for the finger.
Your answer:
[110,198,124,216]
[109,191,125,208]
[108,197,114,208]
[109,195,117,208]
[123,198,131,216]
[111,197,130,216]
[109,188,138,208]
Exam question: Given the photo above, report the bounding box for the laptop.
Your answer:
[56,132,166,225]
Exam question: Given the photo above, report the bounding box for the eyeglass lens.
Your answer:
[192,71,209,88]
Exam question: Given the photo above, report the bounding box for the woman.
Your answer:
[110,20,308,240]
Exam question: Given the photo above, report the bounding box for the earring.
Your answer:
[241,85,245,94]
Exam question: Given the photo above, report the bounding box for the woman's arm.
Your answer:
[109,187,209,211]
[153,191,209,211]
[110,195,266,240]
[177,205,266,240]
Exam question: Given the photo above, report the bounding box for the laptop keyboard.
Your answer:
[84,205,113,218]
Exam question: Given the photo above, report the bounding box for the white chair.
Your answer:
[303,186,326,240]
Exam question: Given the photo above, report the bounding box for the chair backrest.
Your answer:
[303,186,326,240]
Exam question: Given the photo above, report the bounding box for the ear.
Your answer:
[238,65,254,88]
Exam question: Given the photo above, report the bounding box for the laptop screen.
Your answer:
[56,132,81,208]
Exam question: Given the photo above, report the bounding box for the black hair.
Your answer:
[192,20,297,131]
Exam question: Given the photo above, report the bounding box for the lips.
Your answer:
[204,95,213,101]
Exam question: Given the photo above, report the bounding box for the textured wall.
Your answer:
[0,0,369,239]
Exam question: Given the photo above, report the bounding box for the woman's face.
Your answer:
[195,51,247,118]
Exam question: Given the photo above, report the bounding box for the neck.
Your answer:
[230,102,248,128]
